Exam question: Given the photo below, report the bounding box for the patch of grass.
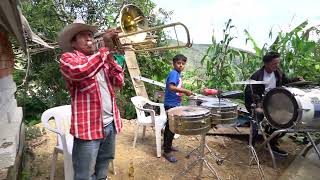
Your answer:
[20,170,32,180]
[289,132,320,145]
[25,126,46,141]
[24,116,41,126]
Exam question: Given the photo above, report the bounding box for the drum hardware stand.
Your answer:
[185,135,224,165]
[257,120,277,169]
[248,116,266,180]
[186,91,225,165]
[248,84,266,180]
[258,128,320,164]
[306,132,320,159]
[222,121,242,133]
[233,125,241,133]
[173,133,221,180]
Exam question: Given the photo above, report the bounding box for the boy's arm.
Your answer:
[169,83,192,96]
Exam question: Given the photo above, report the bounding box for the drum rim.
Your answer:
[170,113,211,120]
[168,106,211,118]
[200,101,238,108]
[263,87,299,129]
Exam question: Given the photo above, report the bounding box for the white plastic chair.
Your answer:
[131,96,167,158]
[41,105,115,180]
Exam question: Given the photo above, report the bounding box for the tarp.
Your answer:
[0,0,26,50]
[0,0,53,51]
[21,15,53,49]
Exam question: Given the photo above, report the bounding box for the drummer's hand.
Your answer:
[184,90,193,96]
[201,88,207,95]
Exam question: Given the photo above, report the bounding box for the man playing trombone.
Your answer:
[58,19,124,180]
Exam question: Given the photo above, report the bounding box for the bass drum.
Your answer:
[168,106,211,135]
[263,87,320,129]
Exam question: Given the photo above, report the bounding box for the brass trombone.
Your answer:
[92,4,192,52]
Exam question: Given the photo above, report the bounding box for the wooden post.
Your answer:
[124,50,149,98]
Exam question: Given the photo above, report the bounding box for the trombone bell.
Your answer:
[92,4,192,52]
[120,4,147,42]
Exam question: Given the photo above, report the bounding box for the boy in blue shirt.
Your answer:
[163,54,192,163]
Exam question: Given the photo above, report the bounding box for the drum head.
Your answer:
[168,106,210,117]
[201,101,237,108]
[189,95,219,106]
[263,87,299,129]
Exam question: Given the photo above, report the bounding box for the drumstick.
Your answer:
[191,89,221,98]
[203,88,221,95]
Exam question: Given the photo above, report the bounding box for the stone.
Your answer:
[0,75,17,123]
[0,75,24,179]
[279,156,320,180]
[0,120,23,169]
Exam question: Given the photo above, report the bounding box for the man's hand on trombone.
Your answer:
[103,28,122,50]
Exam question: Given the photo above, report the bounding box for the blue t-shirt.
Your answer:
[164,69,183,107]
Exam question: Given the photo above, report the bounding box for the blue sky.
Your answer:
[153,0,320,51]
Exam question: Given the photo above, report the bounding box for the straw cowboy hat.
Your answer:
[58,19,97,52]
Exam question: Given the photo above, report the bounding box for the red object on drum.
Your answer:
[203,88,219,95]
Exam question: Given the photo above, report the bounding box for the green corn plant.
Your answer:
[245,20,320,84]
[270,21,320,82]
[201,19,240,90]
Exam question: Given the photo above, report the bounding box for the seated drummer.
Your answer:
[244,51,303,156]
[163,54,193,163]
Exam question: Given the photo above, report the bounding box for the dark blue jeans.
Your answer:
[72,122,115,180]
[163,105,176,153]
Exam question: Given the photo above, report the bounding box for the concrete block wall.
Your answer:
[0,75,24,180]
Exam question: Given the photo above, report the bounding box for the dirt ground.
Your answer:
[24,119,304,180]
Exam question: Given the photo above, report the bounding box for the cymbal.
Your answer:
[232,80,270,85]
[220,90,243,98]
[286,80,313,87]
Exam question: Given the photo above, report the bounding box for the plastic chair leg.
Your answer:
[155,127,162,158]
[50,148,59,180]
[133,125,139,148]
[109,160,116,175]
[142,126,147,140]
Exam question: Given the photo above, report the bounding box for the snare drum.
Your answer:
[168,106,211,135]
[263,87,320,129]
[201,101,238,125]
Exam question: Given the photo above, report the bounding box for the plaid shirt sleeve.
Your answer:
[60,48,109,81]
[105,54,124,88]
